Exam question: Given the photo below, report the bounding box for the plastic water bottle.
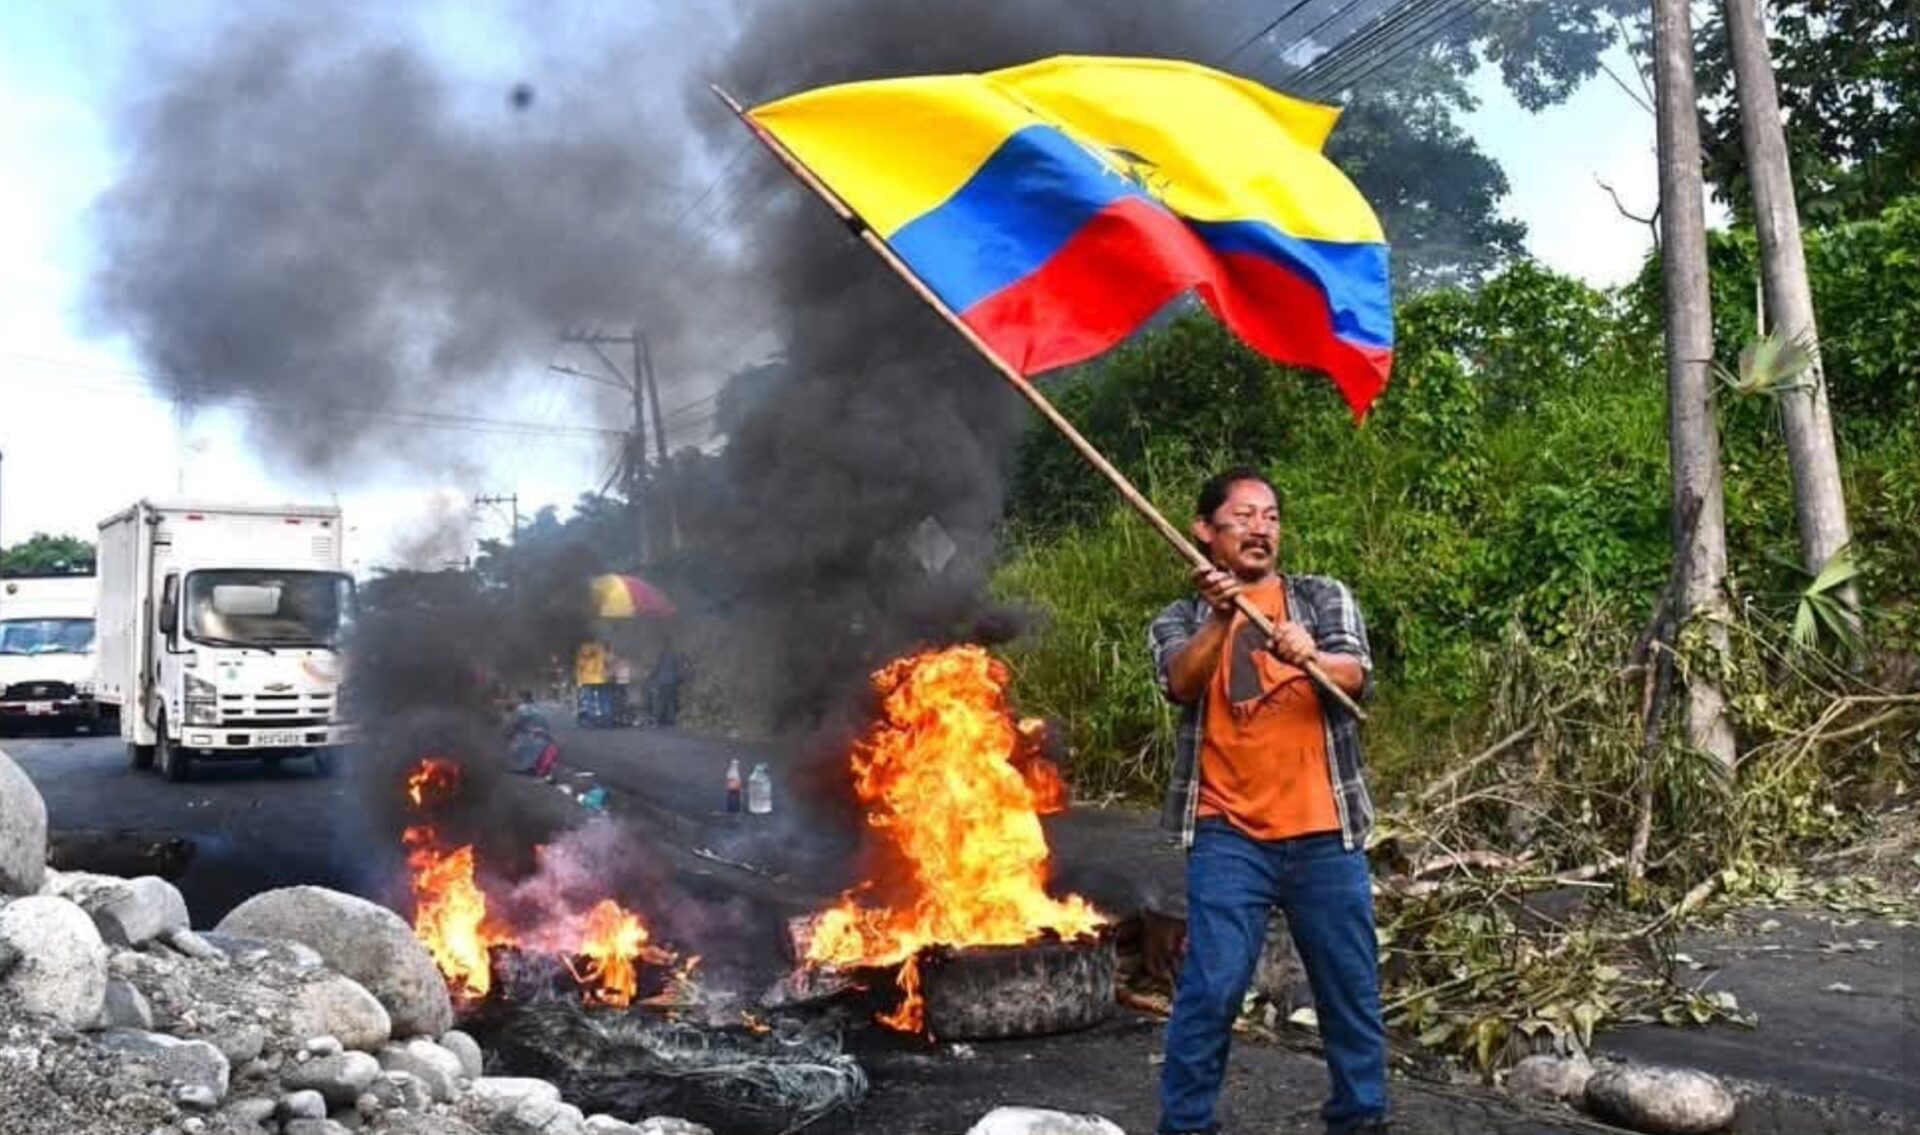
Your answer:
[725,758,743,814]
[747,763,773,815]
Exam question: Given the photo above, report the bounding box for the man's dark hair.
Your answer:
[519,689,534,703]
[1195,466,1281,520]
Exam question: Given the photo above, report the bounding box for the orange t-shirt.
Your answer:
[1196,579,1341,841]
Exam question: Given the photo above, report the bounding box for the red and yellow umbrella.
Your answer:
[591,573,678,619]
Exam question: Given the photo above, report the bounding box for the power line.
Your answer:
[1239,0,1384,87]
[1293,0,1460,89]
[1308,0,1497,94]
[0,354,620,442]
[1217,0,1326,66]
[1294,0,1475,94]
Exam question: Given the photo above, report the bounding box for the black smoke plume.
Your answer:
[87,4,736,473]
[689,0,1234,734]
[89,0,1276,780]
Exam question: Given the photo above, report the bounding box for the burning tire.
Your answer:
[918,931,1117,1041]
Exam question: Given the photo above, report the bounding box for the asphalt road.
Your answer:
[1,728,389,924]
[8,724,1907,1133]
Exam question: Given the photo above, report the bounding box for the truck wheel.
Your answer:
[157,719,193,783]
[128,742,155,771]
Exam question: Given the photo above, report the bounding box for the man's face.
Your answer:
[1194,479,1282,580]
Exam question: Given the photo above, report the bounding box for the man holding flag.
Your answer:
[1152,468,1386,1135]
[731,51,1397,1135]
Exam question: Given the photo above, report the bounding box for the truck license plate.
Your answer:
[26,702,52,715]
[258,730,307,747]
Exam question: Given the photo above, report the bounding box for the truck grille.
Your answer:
[2,681,78,701]
[217,691,334,725]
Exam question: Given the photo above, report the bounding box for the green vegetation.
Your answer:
[999,200,1920,803]
[0,533,95,577]
[993,197,1920,1069]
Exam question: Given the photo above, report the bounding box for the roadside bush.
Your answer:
[1001,200,1920,803]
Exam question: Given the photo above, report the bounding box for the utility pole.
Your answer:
[559,326,681,564]
[636,330,682,553]
[1723,0,1857,625]
[1654,0,1738,773]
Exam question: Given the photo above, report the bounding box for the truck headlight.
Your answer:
[185,674,219,724]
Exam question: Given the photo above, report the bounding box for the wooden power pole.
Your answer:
[562,327,681,565]
[1653,0,1738,773]
[1723,0,1857,618]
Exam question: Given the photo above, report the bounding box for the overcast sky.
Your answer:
[0,4,1671,574]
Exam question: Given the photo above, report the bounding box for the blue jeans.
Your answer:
[1158,820,1388,1134]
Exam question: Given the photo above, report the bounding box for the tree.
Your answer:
[1286,0,1646,290]
[1652,0,1738,772]
[1697,0,1920,224]
[1719,0,1856,631]
[0,534,95,577]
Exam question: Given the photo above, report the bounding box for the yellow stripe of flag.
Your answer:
[748,56,1384,245]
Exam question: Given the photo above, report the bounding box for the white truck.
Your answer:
[0,572,106,732]
[97,500,356,780]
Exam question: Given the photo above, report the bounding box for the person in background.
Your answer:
[611,650,635,727]
[575,639,610,727]
[645,636,684,728]
[505,690,558,777]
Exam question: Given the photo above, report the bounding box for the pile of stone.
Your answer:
[1509,1052,1737,1134]
[0,747,709,1135]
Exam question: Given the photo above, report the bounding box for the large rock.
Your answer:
[282,1051,381,1108]
[102,976,157,1030]
[226,1097,279,1127]
[0,747,48,895]
[99,1028,231,1099]
[385,1118,486,1135]
[376,1070,435,1112]
[289,973,393,1052]
[279,1090,328,1120]
[45,872,190,946]
[1509,1053,1595,1104]
[496,1096,587,1135]
[630,1120,714,1135]
[964,1109,1127,1135]
[440,1028,484,1079]
[379,1037,465,1102]
[0,895,108,1026]
[215,886,452,1037]
[1584,1063,1737,1134]
[468,1077,561,1108]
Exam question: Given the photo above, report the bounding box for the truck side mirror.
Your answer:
[158,574,180,648]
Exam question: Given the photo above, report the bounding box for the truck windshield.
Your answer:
[0,618,95,656]
[184,571,354,649]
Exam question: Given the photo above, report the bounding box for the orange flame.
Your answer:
[803,645,1106,1032]
[563,899,650,1008]
[403,825,508,1001]
[406,757,461,808]
[399,759,673,1009]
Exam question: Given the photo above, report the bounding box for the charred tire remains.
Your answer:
[918,932,1116,1041]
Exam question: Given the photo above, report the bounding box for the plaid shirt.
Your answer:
[1148,573,1376,851]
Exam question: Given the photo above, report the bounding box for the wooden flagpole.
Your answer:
[712,85,1366,721]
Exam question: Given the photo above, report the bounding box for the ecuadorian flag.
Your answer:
[748,56,1393,417]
